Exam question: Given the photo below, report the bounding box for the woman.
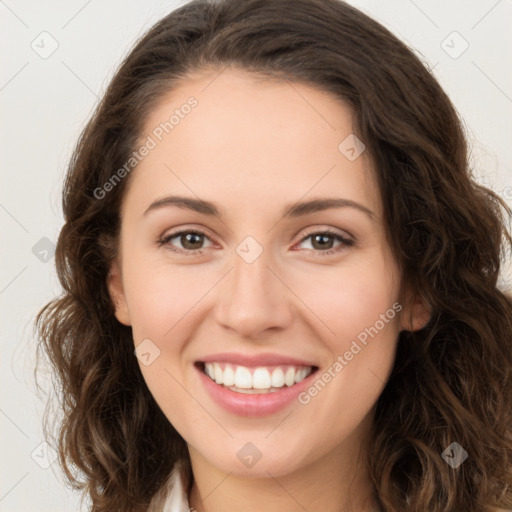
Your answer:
[35,0,512,510]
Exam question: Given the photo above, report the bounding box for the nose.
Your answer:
[214,247,294,339]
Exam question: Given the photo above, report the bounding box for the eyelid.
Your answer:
[158,224,354,255]
[291,227,354,254]
[296,225,354,242]
[160,224,353,243]
[159,224,216,243]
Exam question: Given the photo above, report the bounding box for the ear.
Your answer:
[107,259,132,326]
[399,291,431,332]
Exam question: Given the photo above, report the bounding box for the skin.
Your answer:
[108,67,430,512]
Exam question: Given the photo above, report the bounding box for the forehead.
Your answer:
[123,67,380,220]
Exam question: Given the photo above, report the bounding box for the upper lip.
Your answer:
[197,352,318,368]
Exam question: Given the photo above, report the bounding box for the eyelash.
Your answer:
[157,228,354,257]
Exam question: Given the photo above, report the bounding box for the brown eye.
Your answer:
[297,230,354,255]
[159,230,213,255]
[178,232,206,250]
[310,233,336,250]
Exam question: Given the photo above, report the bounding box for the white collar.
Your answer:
[147,459,190,512]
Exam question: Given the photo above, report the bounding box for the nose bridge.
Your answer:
[214,237,293,337]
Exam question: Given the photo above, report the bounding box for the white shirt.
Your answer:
[147,460,191,512]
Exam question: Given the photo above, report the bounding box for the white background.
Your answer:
[1,0,511,510]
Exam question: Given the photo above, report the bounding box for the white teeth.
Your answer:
[203,362,313,391]
[285,367,295,387]
[271,367,285,388]
[223,365,235,386]
[294,368,308,384]
[234,366,252,389]
[214,362,223,384]
[253,367,271,389]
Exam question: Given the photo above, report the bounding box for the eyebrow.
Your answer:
[143,195,375,221]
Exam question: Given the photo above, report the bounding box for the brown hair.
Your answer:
[34,0,512,510]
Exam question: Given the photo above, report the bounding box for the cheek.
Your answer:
[291,254,399,343]
[122,254,205,342]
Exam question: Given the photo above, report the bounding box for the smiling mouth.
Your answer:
[196,361,318,394]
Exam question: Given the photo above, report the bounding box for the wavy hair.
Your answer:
[34,0,512,510]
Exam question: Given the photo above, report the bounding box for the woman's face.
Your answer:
[108,67,426,478]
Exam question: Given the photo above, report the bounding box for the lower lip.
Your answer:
[196,365,317,416]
